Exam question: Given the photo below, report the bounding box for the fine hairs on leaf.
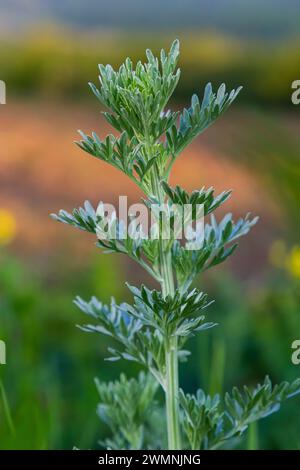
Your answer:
[52,39,300,450]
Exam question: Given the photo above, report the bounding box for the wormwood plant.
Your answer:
[52,40,300,450]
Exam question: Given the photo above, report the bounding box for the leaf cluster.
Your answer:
[173,212,258,290]
[95,372,158,449]
[165,83,242,164]
[89,40,180,141]
[162,181,231,216]
[180,376,300,450]
[75,40,242,186]
[74,284,216,386]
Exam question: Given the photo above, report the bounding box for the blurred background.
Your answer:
[0,0,300,450]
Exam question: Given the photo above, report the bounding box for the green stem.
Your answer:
[165,335,181,449]
[247,422,258,450]
[150,164,181,450]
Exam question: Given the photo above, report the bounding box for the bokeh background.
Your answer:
[0,0,300,449]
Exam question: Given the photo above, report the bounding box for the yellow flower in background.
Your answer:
[269,240,300,278]
[286,245,300,278]
[0,209,17,245]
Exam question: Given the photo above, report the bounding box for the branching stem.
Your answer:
[150,160,181,450]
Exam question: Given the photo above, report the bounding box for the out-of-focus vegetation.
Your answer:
[0,248,136,449]
[3,0,300,38]
[1,28,300,106]
[1,248,300,449]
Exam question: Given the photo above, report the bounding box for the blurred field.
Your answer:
[1,28,300,106]
[1,27,300,450]
[0,100,277,253]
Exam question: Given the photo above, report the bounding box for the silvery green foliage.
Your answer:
[51,200,257,285]
[52,40,300,449]
[95,372,158,450]
[75,285,216,387]
[180,376,300,450]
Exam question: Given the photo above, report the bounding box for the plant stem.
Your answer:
[247,422,258,450]
[165,335,181,449]
[160,246,181,449]
[150,164,181,450]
